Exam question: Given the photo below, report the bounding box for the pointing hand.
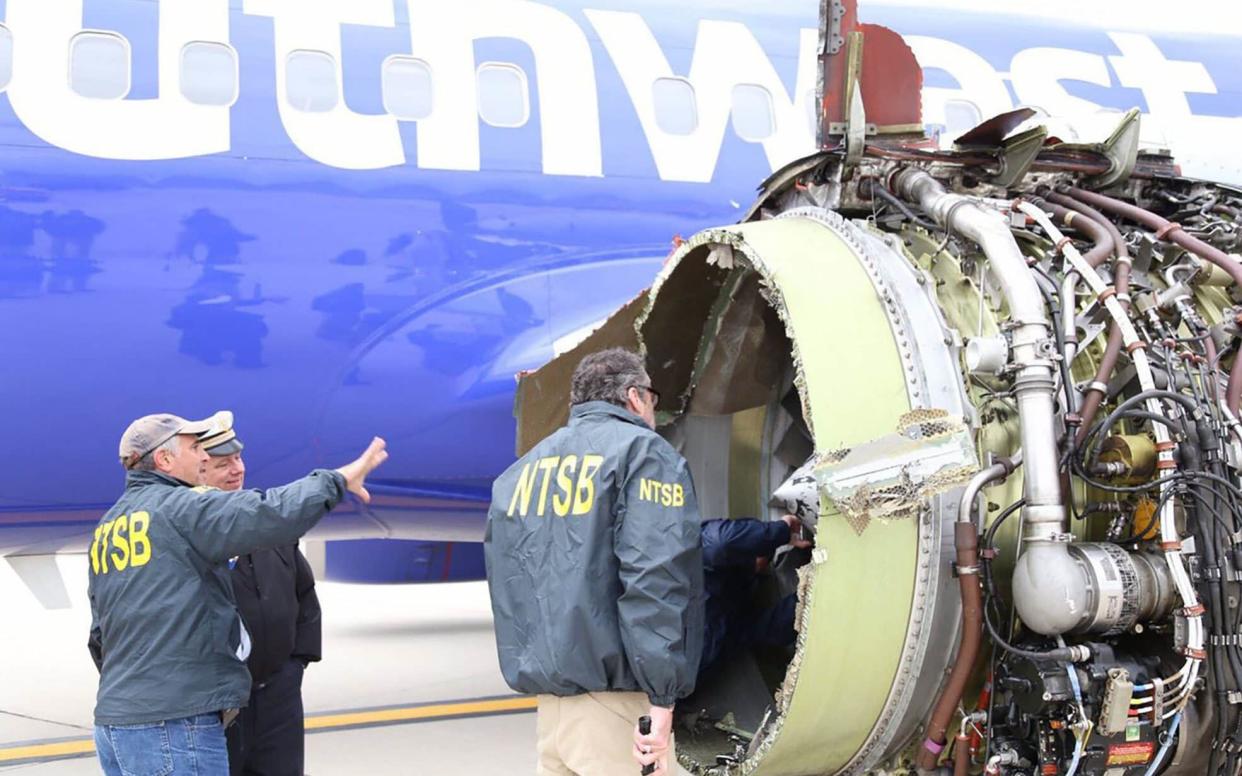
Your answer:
[335,437,389,503]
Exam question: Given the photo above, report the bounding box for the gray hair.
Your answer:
[129,434,181,472]
[570,348,648,406]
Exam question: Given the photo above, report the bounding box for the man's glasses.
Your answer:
[634,384,661,408]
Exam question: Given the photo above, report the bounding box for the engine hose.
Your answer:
[1041,190,1133,440]
[954,732,970,776]
[1063,186,1242,413]
[916,522,984,771]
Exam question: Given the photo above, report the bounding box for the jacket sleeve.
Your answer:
[614,436,704,708]
[701,518,791,571]
[292,546,322,664]
[173,469,347,564]
[87,588,103,672]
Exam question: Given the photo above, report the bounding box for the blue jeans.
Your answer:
[95,713,229,776]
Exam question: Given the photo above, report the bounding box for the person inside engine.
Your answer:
[699,515,813,678]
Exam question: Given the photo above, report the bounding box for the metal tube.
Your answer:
[893,170,1060,515]
[892,168,1074,634]
[1045,190,1132,439]
[960,452,1022,533]
[1064,185,1242,413]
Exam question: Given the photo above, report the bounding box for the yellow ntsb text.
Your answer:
[90,511,153,575]
[507,454,605,518]
[638,478,684,507]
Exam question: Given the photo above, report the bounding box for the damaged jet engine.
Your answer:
[511,3,1242,775]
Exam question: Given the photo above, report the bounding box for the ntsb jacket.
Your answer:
[87,468,345,725]
[484,401,704,707]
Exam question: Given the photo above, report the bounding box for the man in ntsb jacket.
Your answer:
[197,414,321,776]
[88,412,387,776]
[485,347,704,775]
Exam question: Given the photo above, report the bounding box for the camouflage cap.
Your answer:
[200,411,244,457]
[118,412,219,469]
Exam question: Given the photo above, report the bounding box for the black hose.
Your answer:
[868,182,939,230]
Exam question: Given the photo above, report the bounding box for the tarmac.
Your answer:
[0,554,536,775]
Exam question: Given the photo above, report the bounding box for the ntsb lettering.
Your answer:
[90,511,153,575]
[507,454,604,517]
[637,478,683,507]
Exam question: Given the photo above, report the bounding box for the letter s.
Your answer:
[553,455,578,517]
[110,514,130,571]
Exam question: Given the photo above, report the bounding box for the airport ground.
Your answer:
[0,554,536,775]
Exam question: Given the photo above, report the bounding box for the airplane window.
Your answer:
[180,41,238,107]
[476,62,529,128]
[382,56,433,120]
[652,77,698,135]
[0,25,11,91]
[69,31,131,100]
[731,83,775,141]
[285,50,339,113]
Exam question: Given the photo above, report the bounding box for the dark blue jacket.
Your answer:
[485,401,704,707]
[88,469,345,725]
[700,518,791,675]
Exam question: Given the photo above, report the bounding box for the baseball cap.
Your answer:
[200,411,244,457]
[118,412,220,469]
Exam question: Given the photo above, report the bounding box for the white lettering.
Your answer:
[6,0,229,160]
[586,11,816,183]
[404,1,601,176]
[1009,47,1110,117]
[1106,32,1216,120]
[244,0,403,170]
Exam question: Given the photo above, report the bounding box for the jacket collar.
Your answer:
[569,400,650,429]
[125,469,194,490]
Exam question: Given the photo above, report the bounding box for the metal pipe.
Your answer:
[1064,186,1242,413]
[1016,201,1206,687]
[1060,272,1079,366]
[960,453,1022,533]
[1044,191,1132,440]
[893,170,1063,537]
[892,171,1076,748]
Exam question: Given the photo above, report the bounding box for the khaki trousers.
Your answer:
[535,692,687,776]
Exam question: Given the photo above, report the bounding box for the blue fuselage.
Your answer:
[2,0,1239,555]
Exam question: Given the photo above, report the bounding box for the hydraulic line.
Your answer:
[916,520,984,770]
[1064,186,1242,413]
[954,729,970,776]
[1032,197,1114,412]
[1043,190,1134,440]
[1017,200,1206,704]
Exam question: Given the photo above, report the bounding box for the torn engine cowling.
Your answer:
[514,129,1242,775]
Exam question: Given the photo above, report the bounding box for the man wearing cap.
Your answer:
[198,415,320,776]
[88,412,387,776]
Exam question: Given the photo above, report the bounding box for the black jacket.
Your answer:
[88,469,345,725]
[485,401,705,707]
[231,545,321,685]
